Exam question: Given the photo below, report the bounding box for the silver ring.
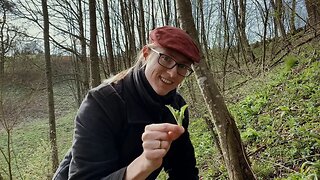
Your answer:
[159,140,162,149]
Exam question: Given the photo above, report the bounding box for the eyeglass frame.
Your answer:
[149,48,194,77]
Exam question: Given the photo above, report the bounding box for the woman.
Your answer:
[53,26,201,180]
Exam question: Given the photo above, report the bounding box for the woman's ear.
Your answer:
[142,46,149,60]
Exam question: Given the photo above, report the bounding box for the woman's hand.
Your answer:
[125,123,184,180]
[141,123,185,170]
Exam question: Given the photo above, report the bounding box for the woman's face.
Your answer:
[144,47,192,96]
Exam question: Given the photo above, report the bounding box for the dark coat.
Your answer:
[53,68,199,180]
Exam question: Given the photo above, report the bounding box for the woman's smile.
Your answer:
[160,76,173,85]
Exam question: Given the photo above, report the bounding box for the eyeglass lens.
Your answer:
[158,55,192,77]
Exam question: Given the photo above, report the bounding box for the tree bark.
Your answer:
[119,0,130,68]
[305,0,320,28]
[128,1,136,65]
[270,0,286,38]
[138,0,146,47]
[89,0,101,88]
[290,0,297,33]
[0,7,5,76]
[78,0,89,96]
[176,0,256,179]
[41,0,59,172]
[232,0,256,63]
[103,0,116,75]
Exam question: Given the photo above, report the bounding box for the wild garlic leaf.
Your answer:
[178,104,188,125]
[165,104,188,126]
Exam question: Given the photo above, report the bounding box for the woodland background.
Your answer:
[0,0,319,179]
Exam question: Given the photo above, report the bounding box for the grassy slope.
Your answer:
[230,50,319,179]
[188,45,320,179]
[0,46,319,179]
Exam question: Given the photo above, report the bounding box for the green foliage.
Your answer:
[284,55,298,71]
[241,127,260,142]
[189,118,226,179]
[286,160,320,180]
[229,50,320,179]
[252,161,275,179]
[0,112,74,179]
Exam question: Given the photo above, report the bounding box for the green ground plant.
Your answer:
[228,47,320,179]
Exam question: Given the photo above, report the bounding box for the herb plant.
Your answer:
[165,104,188,126]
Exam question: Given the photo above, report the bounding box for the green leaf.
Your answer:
[166,104,188,126]
[165,105,178,121]
[178,104,189,126]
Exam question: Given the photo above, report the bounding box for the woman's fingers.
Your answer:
[140,123,184,170]
[141,123,183,161]
[142,139,170,150]
[143,123,185,141]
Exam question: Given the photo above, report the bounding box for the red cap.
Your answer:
[149,26,200,63]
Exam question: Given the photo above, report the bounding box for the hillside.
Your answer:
[188,44,320,179]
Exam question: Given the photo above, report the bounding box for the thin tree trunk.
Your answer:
[41,0,59,172]
[173,0,179,27]
[72,40,82,107]
[128,1,136,65]
[221,0,232,92]
[119,0,130,68]
[102,0,116,75]
[233,0,256,64]
[150,0,156,29]
[262,0,269,73]
[78,0,89,95]
[163,0,170,25]
[290,0,297,33]
[138,0,146,47]
[89,0,101,87]
[6,131,12,180]
[0,8,6,76]
[270,0,286,38]
[198,0,210,67]
[176,0,256,179]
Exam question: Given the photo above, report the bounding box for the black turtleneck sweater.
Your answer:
[53,67,199,180]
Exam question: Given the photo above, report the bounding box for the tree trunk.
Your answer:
[89,0,101,88]
[270,0,286,38]
[163,0,170,25]
[233,0,256,63]
[176,0,256,179]
[0,8,6,76]
[78,0,89,96]
[173,0,179,27]
[128,1,136,65]
[138,0,146,47]
[198,0,210,68]
[103,0,116,75]
[119,0,130,68]
[305,0,320,28]
[290,0,297,33]
[41,0,59,172]
[150,0,156,29]
[221,0,234,91]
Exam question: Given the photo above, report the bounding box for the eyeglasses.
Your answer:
[150,48,193,77]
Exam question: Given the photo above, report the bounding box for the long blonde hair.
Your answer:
[103,44,156,84]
